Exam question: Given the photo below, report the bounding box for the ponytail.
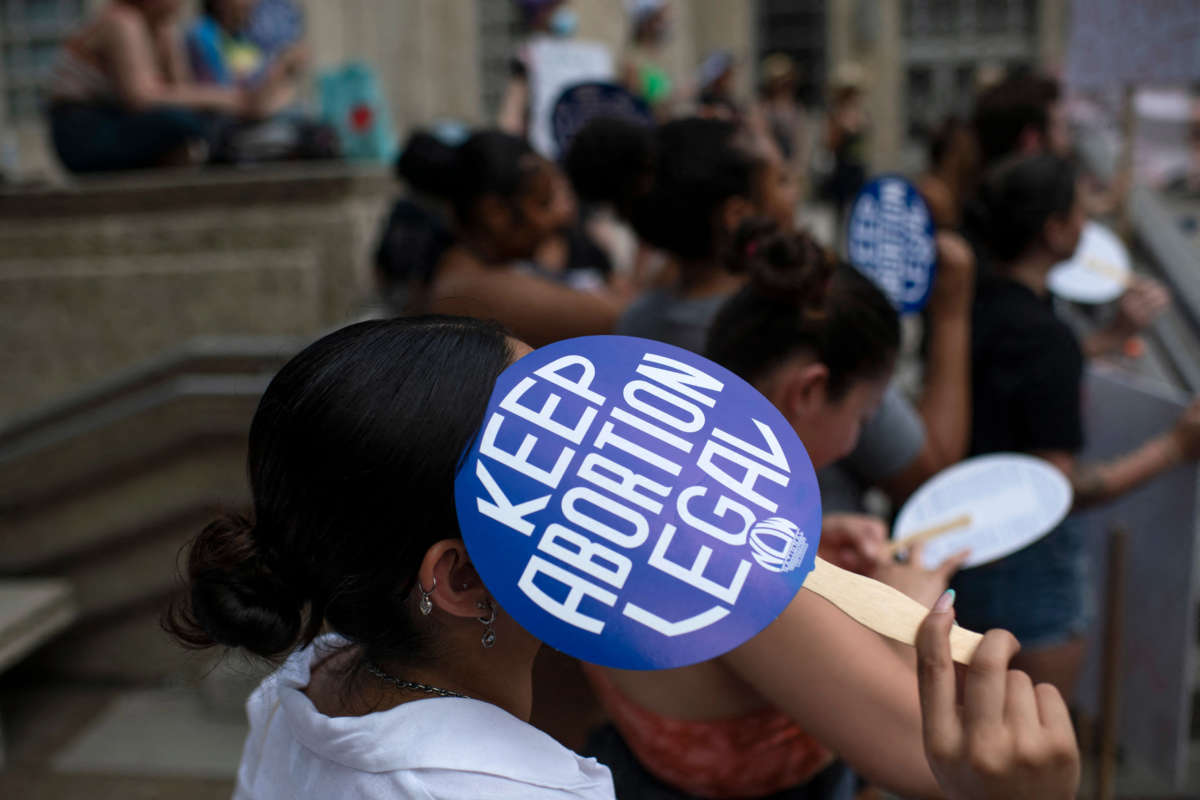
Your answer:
[167,513,307,658]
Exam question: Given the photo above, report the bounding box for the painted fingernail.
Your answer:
[934,589,956,613]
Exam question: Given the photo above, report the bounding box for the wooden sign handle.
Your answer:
[804,557,982,665]
[883,513,972,559]
[1081,256,1130,287]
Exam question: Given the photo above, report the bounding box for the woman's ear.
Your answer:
[772,361,830,427]
[1042,215,1077,259]
[476,194,514,237]
[417,539,490,620]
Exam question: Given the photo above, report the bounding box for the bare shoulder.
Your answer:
[424,246,502,317]
[432,245,485,284]
[917,174,955,229]
[427,246,485,297]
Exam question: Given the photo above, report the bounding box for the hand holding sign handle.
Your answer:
[805,558,983,664]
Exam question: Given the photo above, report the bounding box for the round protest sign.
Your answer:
[846,176,937,313]
[455,336,821,670]
[526,40,614,158]
[551,82,652,158]
[892,453,1073,570]
[1048,221,1131,304]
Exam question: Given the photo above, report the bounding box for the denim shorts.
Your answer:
[50,103,214,173]
[950,516,1093,650]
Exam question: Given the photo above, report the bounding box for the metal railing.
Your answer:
[1076,127,1200,394]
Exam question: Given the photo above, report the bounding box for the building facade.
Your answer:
[0,0,1067,181]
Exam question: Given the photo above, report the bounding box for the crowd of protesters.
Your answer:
[156,1,1200,798]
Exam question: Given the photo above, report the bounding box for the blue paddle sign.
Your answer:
[455,336,822,670]
[847,176,937,313]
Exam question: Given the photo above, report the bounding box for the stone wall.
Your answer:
[0,164,392,424]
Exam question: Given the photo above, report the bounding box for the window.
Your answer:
[954,63,975,113]
[757,0,828,107]
[906,65,934,136]
[975,0,1006,34]
[477,0,519,122]
[0,0,84,120]
[928,0,961,36]
[1019,0,1038,33]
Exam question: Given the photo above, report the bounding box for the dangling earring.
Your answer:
[417,577,436,616]
[476,598,497,648]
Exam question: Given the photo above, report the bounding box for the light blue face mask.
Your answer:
[548,6,579,37]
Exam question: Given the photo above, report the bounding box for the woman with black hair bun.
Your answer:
[956,153,1200,697]
[373,130,460,313]
[167,316,616,798]
[411,130,632,346]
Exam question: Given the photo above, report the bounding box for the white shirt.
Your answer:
[234,637,615,799]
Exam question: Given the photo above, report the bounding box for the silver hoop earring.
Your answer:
[476,599,497,648]
[417,577,436,616]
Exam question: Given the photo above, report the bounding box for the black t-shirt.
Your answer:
[970,275,1085,456]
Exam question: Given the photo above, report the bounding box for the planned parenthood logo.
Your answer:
[847,176,937,313]
[454,336,823,670]
[749,518,809,573]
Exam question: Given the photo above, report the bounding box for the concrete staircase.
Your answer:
[0,337,301,682]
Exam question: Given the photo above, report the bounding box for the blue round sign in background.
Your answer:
[846,175,937,313]
[551,82,652,159]
[455,336,822,670]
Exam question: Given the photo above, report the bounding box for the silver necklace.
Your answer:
[365,662,469,699]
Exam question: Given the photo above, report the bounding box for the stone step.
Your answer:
[0,339,294,682]
[31,598,214,684]
[0,441,247,573]
[0,336,294,448]
[4,509,228,682]
[0,338,294,574]
[0,347,289,503]
[0,579,75,674]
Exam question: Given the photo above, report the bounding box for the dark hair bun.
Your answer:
[564,116,655,216]
[395,130,462,198]
[726,217,834,313]
[172,514,302,658]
